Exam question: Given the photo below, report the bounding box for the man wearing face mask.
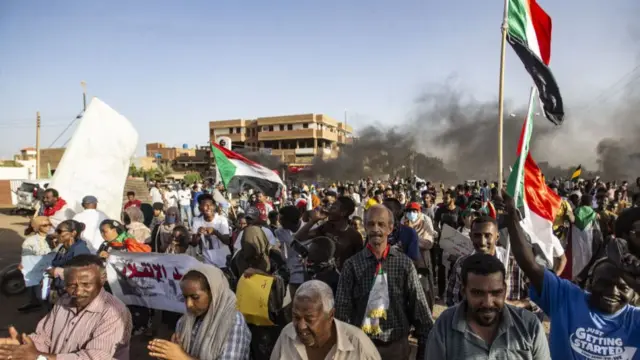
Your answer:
[445,216,532,309]
[381,198,420,264]
[427,253,550,359]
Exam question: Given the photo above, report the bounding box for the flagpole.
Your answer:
[497,0,510,191]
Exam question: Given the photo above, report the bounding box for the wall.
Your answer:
[39,148,66,178]
[0,167,30,180]
[0,180,11,205]
[16,159,36,179]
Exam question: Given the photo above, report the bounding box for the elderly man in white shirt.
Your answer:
[72,196,108,253]
[271,280,381,360]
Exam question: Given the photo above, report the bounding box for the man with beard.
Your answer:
[335,205,432,360]
[445,216,531,309]
[271,280,380,360]
[0,255,132,359]
[499,191,640,359]
[427,253,550,359]
[39,188,74,228]
[296,196,363,270]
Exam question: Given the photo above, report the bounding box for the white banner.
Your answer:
[105,252,200,313]
[49,98,138,220]
[439,225,473,271]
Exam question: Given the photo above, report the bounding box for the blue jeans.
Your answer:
[180,205,192,226]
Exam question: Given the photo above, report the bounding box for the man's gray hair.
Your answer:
[295,280,334,313]
[364,204,395,227]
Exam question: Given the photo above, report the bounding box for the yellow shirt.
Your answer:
[270,319,381,360]
[364,198,379,211]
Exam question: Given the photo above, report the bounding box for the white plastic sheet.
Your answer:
[49,98,138,220]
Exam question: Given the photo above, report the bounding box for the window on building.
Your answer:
[269,125,274,131]
[279,125,285,131]
[287,124,293,130]
[263,126,269,131]
[236,127,241,133]
[303,123,309,129]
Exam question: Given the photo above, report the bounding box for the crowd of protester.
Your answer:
[1,175,640,359]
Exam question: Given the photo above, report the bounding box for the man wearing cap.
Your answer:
[72,196,109,253]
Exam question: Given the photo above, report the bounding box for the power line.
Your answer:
[47,111,84,148]
[573,64,640,116]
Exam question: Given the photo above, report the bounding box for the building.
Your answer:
[146,143,196,164]
[209,113,353,166]
[38,148,65,178]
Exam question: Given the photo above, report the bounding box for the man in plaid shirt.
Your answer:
[335,205,433,360]
[445,216,532,309]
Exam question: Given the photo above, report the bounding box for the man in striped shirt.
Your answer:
[0,254,132,360]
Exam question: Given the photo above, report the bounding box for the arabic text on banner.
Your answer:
[236,274,275,326]
[105,252,200,313]
[21,253,56,287]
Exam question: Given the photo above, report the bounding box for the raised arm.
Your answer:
[498,191,545,294]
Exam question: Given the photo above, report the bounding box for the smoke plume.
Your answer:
[310,70,640,183]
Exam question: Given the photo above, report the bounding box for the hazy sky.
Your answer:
[0,0,637,158]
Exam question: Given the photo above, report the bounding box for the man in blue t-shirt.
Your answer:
[499,191,640,359]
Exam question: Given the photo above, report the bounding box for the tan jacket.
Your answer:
[270,319,381,360]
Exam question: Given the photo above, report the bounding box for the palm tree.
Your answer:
[156,162,174,181]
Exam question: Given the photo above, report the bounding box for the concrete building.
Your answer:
[146,143,196,164]
[209,113,353,166]
[38,148,66,178]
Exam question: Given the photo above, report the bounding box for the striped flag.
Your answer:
[570,165,582,181]
[211,143,284,198]
[507,0,564,125]
[506,88,562,262]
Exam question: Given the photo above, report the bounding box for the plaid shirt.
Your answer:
[445,247,529,307]
[190,311,251,360]
[335,246,434,359]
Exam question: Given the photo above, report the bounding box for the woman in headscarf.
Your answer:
[98,219,152,335]
[150,206,181,252]
[46,220,90,302]
[19,216,54,312]
[230,225,289,359]
[148,264,251,360]
[124,206,152,245]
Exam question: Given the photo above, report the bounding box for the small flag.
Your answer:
[211,143,284,198]
[507,0,564,125]
[570,165,582,181]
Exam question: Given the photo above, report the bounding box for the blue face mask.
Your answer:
[406,212,419,222]
[166,215,176,224]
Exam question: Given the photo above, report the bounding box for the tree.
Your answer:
[155,163,174,181]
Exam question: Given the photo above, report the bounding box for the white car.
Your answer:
[15,179,50,212]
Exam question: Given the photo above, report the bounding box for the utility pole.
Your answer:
[36,112,41,179]
[81,81,87,111]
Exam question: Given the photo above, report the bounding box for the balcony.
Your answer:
[316,130,338,142]
[258,129,317,141]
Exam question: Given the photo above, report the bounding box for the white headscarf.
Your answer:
[176,264,238,360]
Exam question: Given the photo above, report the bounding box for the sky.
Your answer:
[0,0,638,158]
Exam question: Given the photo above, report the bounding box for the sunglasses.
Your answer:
[41,223,52,228]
